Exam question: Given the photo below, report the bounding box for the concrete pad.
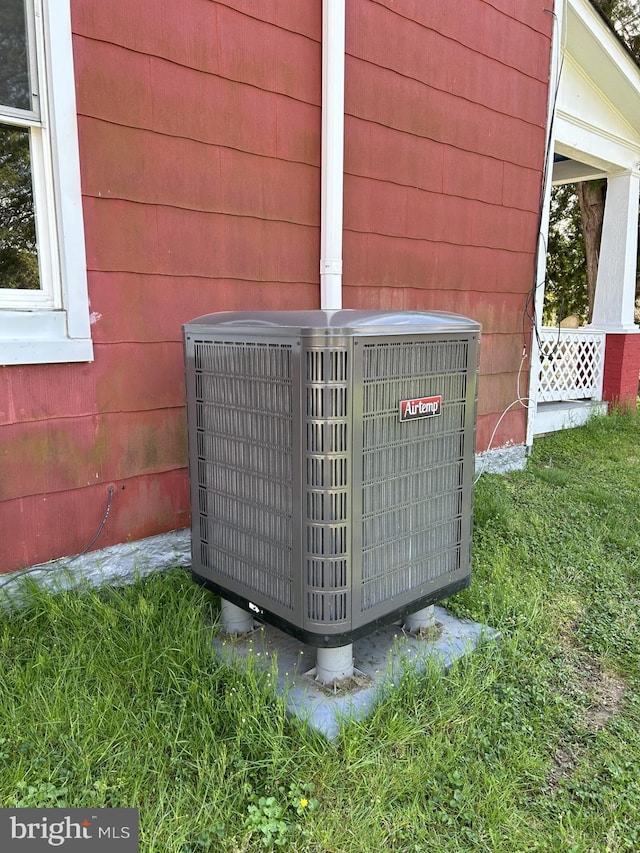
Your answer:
[213,607,498,739]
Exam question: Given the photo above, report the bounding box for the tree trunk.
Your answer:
[576,180,606,323]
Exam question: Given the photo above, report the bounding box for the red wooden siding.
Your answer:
[87,273,318,345]
[602,334,640,407]
[1,473,190,572]
[0,0,552,574]
[343,0,552,459]
[0,0,322,573]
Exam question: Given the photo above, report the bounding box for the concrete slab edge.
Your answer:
[213,607,499,739]
[475,443,527,476]
[0,529,191,611]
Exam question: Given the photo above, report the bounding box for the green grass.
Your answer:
[2,409,640,851]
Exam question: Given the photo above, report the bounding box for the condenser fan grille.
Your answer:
[303,347,351,627]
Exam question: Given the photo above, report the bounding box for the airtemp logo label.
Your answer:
[0,809,138,851]
[399,395,442,422]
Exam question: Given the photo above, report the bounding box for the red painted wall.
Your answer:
[342,0,552,451]
[0,0,552,573]
[0,0,322,572]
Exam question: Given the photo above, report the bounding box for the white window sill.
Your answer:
[0,310,93,365]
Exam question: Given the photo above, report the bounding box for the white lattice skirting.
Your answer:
[538,328,605,402]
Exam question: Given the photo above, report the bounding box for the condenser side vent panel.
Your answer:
[358,339,471,616]
[193,339,295,612]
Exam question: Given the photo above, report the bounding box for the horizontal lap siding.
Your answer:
[2,0,552,574]
[75,43,320,164]
[72,1,321,102]
[0,472,190,572]
[0,343,184,424]
[344,0,552,452]
[83,198,319,281]
[0,411,188,502]
[477,407,527,453]
[0,0,321,572]
[79,119,318,224]
[87,273,319,344]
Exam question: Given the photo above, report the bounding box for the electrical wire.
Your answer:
[0,485,115,594]
[474,352,530,483]
[479,2,568,487]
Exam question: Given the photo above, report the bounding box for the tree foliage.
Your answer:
[545,185,589,325]
[0,126,39,290]
[0,0,39,290]
[0,0,31,110]
[591,0,640,57]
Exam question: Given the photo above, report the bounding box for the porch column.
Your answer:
[591,171,639,332]
[591,171,640,408]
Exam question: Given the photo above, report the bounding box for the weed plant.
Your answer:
[1,410,640,851]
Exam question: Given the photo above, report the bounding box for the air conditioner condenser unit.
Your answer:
[183,310,480,647]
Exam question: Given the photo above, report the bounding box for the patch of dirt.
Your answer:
[546,620,627,789]
[402,621,444,642]
[557,637,627,733]
[307,671,374,697]
[583,665,627,732]
[547,744,580,789]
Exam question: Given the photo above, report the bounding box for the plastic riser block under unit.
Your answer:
[183,310,480,647]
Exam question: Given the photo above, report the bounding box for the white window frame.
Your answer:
[0,0,93,365]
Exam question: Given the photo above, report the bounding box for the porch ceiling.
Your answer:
[552,152,609,183]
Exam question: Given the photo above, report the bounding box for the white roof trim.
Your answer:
[554,0,640,176]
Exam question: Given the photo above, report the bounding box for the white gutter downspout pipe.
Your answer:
[316,0,353,684]
[320,0,345,311]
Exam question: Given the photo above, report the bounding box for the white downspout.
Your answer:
[320,0,345,310]
[316,1,352,685]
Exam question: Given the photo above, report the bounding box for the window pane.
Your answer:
[0,0,31,110]
[0,124,40,289]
